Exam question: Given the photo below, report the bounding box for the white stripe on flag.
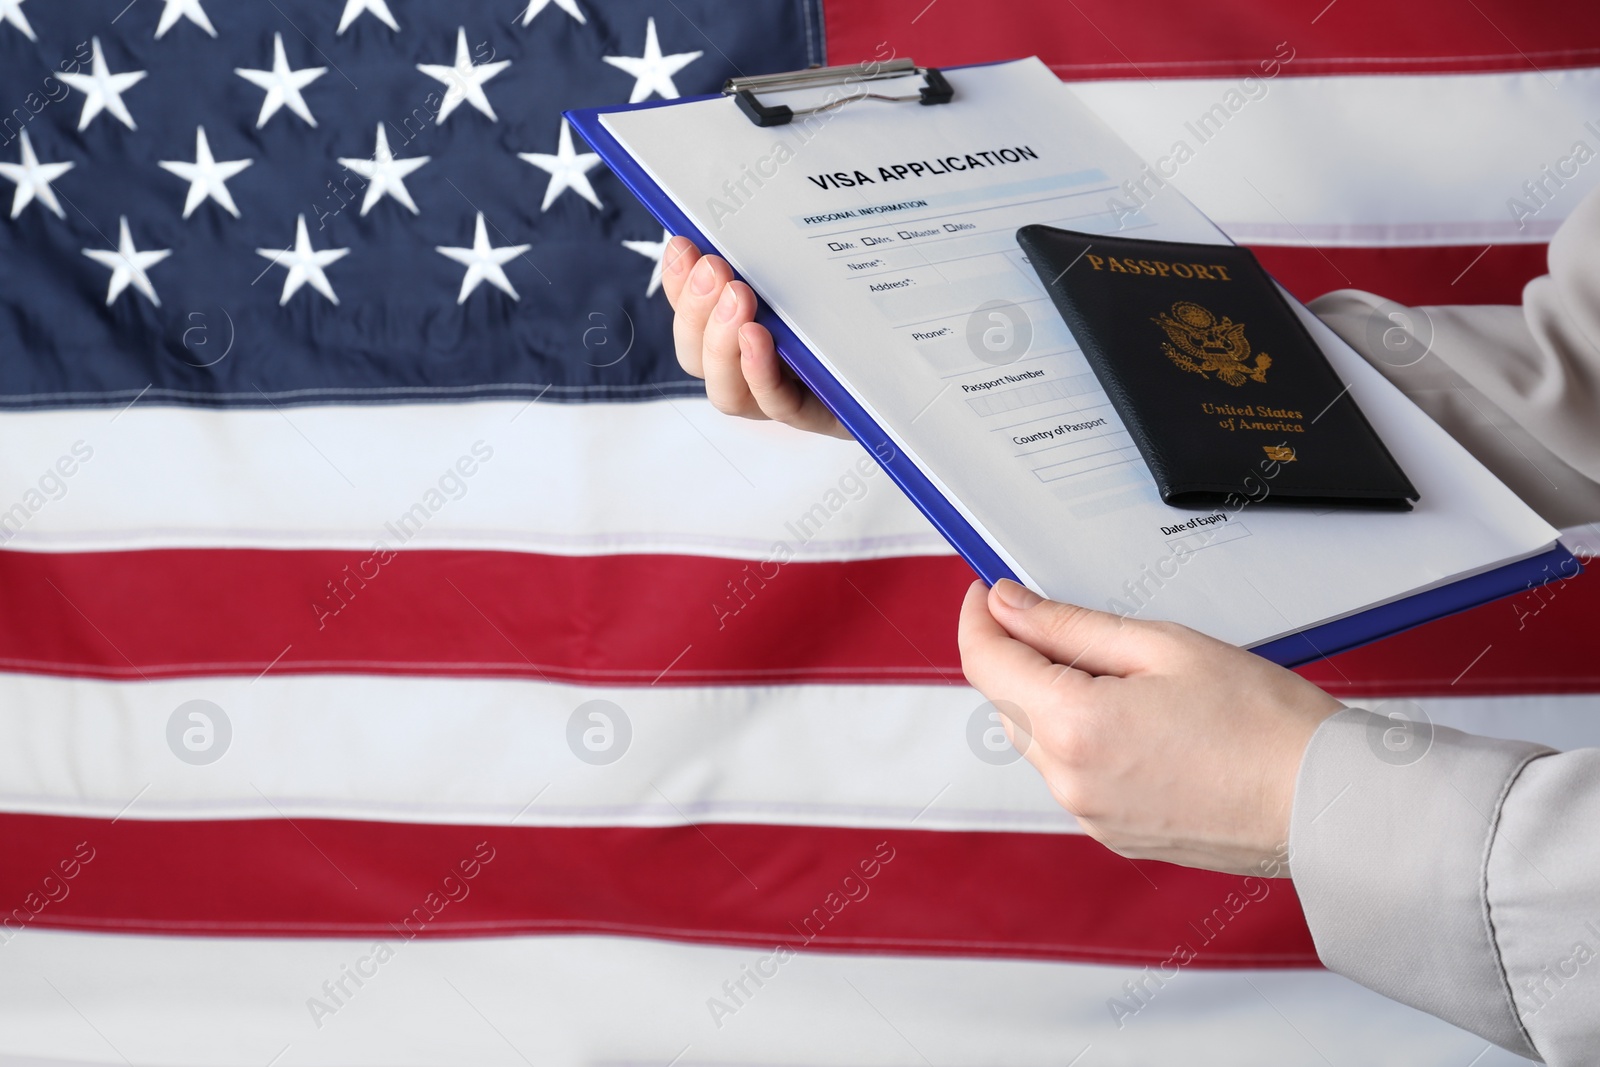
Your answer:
[1070,67,1600,245]
[2,674,1595,831]
[0,673,1064,832]
[4,393,1593,560]
[0,929,1529,1066]
[0,400,947,559]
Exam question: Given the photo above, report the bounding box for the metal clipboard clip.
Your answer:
[723,58,954,128]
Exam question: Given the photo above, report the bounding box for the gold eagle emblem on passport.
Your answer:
[1153,301,1272,387]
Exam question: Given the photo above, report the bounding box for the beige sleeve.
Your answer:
[1308,182,1600,530]
[1292,710,1600,1063]
[1291,179,1600,1064]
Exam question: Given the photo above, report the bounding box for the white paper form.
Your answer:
[602,58,1559,646]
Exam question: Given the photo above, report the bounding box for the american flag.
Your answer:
[0,0,1596,1062]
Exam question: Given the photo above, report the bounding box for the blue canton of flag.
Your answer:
[0,0,823,407]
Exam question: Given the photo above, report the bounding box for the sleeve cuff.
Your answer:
[1289,706,1552,1058]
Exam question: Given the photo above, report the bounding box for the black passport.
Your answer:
[1016,226,1418,510]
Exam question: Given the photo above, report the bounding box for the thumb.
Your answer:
[987,579,1156,677]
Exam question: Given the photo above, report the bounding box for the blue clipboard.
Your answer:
[566,77,1580,670]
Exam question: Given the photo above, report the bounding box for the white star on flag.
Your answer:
[417,28,511,123]
[235,32,327,128]
[603,18,701,103]
[60,37,147,131]
[519,119,601,211]
[0,0,36,41]
[155,0,216,39]
[436,212,531,304]
[519,0,585,26]
[0,129,73,219]
[338,0,398,34]
[83,216,171,307]
[622,228,671,297]
[159,127,252,218]
[338,124,429,216]
[257,214,350,305]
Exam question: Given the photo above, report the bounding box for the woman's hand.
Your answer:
[661,236,847,439]
[958,579,1343,876]
[662,233,1339,875]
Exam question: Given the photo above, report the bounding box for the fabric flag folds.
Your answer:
[1,0,1597,1063]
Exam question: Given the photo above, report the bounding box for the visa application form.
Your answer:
[599,58,1559,647]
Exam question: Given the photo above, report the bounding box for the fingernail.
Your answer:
[714,283,738,321]
[690,257,716,295]
[665,238,690,275]
[737,323,758,360]
[993,579,1042,610]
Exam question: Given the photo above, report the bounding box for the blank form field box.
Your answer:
[1165,522,1253,555]
[966,373,1099,417]
[1032,441,1142,483]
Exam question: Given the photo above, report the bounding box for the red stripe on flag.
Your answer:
[1,813,1318,967]
[1248,243,1548,308]
[825,0,1600,78]
[1297,555,1599,697]
[3,548,1596,694]
[0,547,970,686]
